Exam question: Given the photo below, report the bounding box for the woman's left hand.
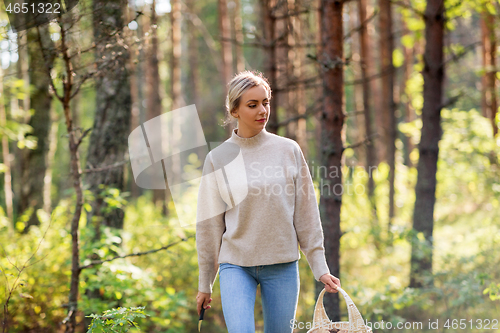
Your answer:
[319,273,341,293]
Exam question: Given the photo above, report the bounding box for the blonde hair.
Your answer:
[222,70,272,127]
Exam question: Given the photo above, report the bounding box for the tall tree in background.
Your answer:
[146,0,167,213]
[275,1,288,136]
[379,0,396,241]
[287,0,307,150]
[314,0,323,157]
[233,0,245,73]
[358,0,378,244]
[409,0,445,288]
[319,0,344,321]
[480,4,498,137]
[401,16,415,168]
[0,65,13,224]
[261,0,278,134]
[367,1,382,166]
[17,26,55,231]
[349,2,363,163]
[83,0,132,328]
[218,0,233,86]
[86,0,131,231]
[169,0,183,209]
[171,0,182,111]
[187,0,200,107]
[21,26,54,227]
[219,0,234,138]
[13,25,30,224]
[127,0,142,200]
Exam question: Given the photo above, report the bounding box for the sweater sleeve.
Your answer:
[292,143,331,281]
[196,151,227,294]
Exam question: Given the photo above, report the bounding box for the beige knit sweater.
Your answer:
[196,127,330,294]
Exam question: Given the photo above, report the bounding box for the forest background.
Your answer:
[0,0,499,332]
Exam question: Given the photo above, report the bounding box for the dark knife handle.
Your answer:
[199,306,205,321]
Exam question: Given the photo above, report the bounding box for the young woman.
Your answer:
[196,70,341,333]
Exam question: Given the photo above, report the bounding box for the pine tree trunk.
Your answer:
[187,0,200,107]
[350,1,364,164]
[402,17,414,168]
[18,26,54,231]
[83,1,132,328]
[319,0,344,321]
[367,0,382,166]
[87,0,131,230]
[480,9,498,137]
[314,0,323,160]
[379,0,396,241]
[409,0,445,289]
[171,0,182,111]
[219,0,233,87]
[261,0,278,134]
[127,0,141,199]
[147,0,168,213]
[218,0,234,138]
[358,0,379,246]
[170,0,183,206]
[0,66,13,225]
[234,0,245,73]
[291,0,307,152]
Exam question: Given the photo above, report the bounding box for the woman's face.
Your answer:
[232,85,270,134]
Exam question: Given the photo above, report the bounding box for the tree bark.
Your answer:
[367,0,382,166]
[233,0,245,73]
[0,66,13,226]
[318,0,344,321]
[276,1,289,139]
[314,0,323,163]
[402,17,415,168]
[170,0,183,212]
[219,0,234,88]
[83,1,132,328]
[358,0,378,246]
[18,26,55,231]
[261,0,278,134]
[289,0,307,151]
[379,0,396,241]
[87,0,132,230]
[409,0,445,289]
[350,1,364,164]
[127,0,141,199]
[219,0,234,139]
[480,7,498,137]
[146,0,167,213]
[171,0,182,111]
[187,0,200,108]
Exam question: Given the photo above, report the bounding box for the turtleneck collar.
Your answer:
[229,127,270,147]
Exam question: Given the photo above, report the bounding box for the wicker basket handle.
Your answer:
[312,285,366,330]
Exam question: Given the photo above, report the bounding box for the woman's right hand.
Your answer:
[196,291,212,316]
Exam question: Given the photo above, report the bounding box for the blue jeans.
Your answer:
[218,260,300,333]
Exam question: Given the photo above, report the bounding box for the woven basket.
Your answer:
[306,286,372,333]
